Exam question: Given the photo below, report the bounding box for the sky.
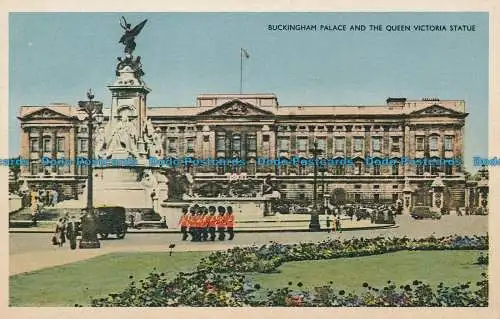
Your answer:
[8,12,488,171]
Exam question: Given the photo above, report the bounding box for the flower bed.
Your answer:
[87,234,488,307]
[197,235,488,273]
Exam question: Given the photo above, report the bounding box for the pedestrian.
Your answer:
[217,206,226,241]
[208,206,217,241]
[30,189,37,208]
[326,215,331,233]
[225,206,235,240]
[332,215,338,232]
[55,217,66,247]
[336,215,342,233]
[51,189,58,206]
[178,207,188,241]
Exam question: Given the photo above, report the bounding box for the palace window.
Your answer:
[392,194,399,202]
[416,136,425,151]
[373,164,381,175]
[278,138,290,152]
[444,136,454,151]
[373,194,380,202]
[56,137,65,152]
[334,165,344,175]
[262,135,270,142]
[168,138,177,153]
[232,135,241,157]
[335,137,345,152]
[354,194,361,202]
[372,137,381,152]
[247,161,256,175]
[186,138,195,153]
[78,139,88,152]
[416,165,424,175]
[247,134,257,152]
[30,162,40,175]
[203,135,210,143]
[373,185,380,189]
[216,134,225,152]
[81,165,89,176]
[429,136,439,151]
[431,164,439,175]
[297,137,308,152]
[30,138,39,152]
[391,137,401,152]
[316,138,326,153]
[355,162,363,175]
[392,163,399,175]
[353,137,363,152]
[43,137,52,152]
[445,163,453,175]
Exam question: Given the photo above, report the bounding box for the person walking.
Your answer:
[336,215,342,233]
[208,206,217,241]
[217,206,226,241]
[332,215,338,232]
[55,217,66,247]
[51,189,58,207]
[178,207,188,241]
[326,215,331,233]
[225,206,235,240]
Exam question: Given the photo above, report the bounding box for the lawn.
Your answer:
[9,251,210,307]
[250,250,487,292]
[10,249,487,306]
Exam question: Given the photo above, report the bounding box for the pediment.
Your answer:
[20,108,74,120]
[410,104,462,116]
[197,99,274,117]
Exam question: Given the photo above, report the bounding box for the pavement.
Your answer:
[9,214,488,276]
[9,218,396,233]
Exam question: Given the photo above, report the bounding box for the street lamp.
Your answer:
[308,141,322,231]
[78,89,104,249]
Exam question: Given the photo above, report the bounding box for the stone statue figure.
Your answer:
[152,128,163,157]
[107,112,139,157]
[94,126,108,159]
[119,17,148,55]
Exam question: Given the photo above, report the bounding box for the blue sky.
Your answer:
[9,12,488,171]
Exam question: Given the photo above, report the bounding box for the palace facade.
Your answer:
[18,93,468,207]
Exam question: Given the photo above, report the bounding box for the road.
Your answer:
[10,215,488,256]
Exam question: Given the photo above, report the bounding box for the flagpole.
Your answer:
[240,48,243,94]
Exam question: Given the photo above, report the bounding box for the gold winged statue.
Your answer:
[119,16,148,55]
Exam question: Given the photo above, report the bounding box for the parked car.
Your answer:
[411,206,441,220]
[70,206,128,239]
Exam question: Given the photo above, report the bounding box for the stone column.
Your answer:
[52,129,58,173]
[268,125,276,159]
[403,124,410,176]
[69,126,77,175]
[20,128,30,176]
[364,125,371,174]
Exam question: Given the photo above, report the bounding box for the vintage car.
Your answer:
[410,206,441,220]
[68,206,128,240]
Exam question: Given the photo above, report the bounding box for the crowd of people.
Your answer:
[178,204,235,242]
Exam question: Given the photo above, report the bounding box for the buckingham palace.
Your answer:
[17,93,469,208]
